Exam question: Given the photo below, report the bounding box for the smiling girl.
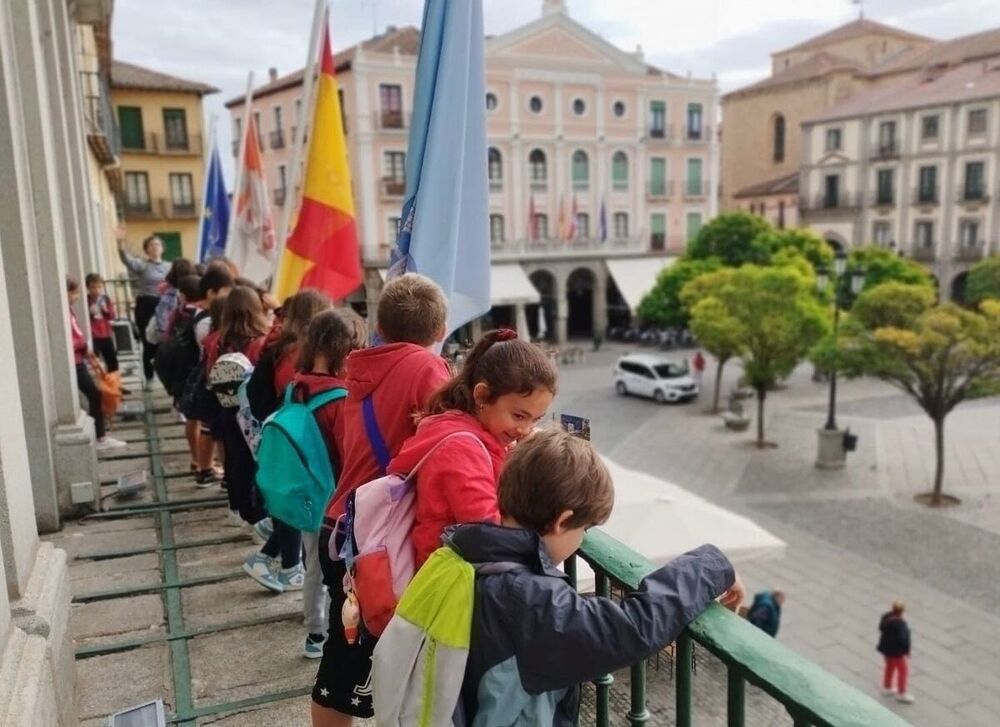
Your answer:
[387,329,558,569]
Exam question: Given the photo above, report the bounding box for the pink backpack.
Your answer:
[331,430,491,638]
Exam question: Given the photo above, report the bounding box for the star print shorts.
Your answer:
[312,529,376,717]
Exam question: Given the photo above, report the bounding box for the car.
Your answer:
[613,354,699,403]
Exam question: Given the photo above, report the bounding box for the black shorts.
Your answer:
[312,527,376,717]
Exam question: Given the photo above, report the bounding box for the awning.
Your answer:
[490,263,539,307]
[605,257,677,312]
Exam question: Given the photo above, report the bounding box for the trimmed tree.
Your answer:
[754,227,834,271]
[680,269,743,413]
[686,211,773,266]
[966,255,1000,306]
[848,245,935,292]
[837,284,1000,505]
[637,256,722,328]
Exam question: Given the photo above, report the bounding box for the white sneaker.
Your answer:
[243,553,283,593]
[96,436,128,451]
[881,687,895,697]
[896,693,915,704]
[226,509,245,528]
[278,564,305,591]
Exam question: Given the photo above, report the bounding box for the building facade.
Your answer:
[800,60,1000,300]
[111,62,217,262]
[226,0,720,342]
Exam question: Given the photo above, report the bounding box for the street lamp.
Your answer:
[816,248,865,433]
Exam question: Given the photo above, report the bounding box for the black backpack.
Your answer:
[155,308,207,398]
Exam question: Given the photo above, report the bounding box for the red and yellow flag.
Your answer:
[274,27,361,302]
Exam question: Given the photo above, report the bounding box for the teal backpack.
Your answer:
[256,383,347,532]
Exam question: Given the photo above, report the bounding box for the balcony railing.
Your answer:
[650,232,666,251]
[80,70,120,165]
[569,528,909,727]
[954,242,985,262]
[529,179,548,192]
[648,123,673,141]
[799,193,862,212]
[869,191,895,207]
[912,188,938,206]
[683,124,711,143]
[489,179,503,193]
[160,198,199,219]
[958,186,989,204]
[119,132,203,156]
[910,244,936,262]
[870,141,899,160]
[490,235,649,261]
[683,181,710,199]
[122,200,155,219]
[270,129,285,150]
[381,178,406,198]
[647,181,674,199]
[273,187,287,206]
[379,110,406,130]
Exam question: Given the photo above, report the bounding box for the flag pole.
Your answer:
[225,71,255,257]
[197,115,216,261]
[271,0,328,293]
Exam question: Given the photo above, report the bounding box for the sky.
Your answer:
[112,0,1000,185]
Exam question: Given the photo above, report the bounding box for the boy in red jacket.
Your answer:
[312,273,451,727]
[86,273,118,373]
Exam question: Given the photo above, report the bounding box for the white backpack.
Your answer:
[208,352,253,408]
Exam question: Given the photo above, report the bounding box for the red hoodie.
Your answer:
[323,343,451,523]
[388,411,506,568]
[291,371,348,474]
[273,344,300,396]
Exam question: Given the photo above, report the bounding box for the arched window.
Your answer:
[488,147,502,188]
[529,149,547,189]
[572,150,589,190]
[773,114,786,163]
[611,151,628,191]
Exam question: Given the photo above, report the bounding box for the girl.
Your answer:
[878,601,914,703]
[152,257,195,344]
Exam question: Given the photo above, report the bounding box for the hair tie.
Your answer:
[494,329,517,342]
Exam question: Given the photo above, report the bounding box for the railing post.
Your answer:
[628,660,650,725]
[676,632,693,727]
[594,571,613,727]
[727,666,745,727]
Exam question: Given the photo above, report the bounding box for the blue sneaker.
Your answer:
[277,564,305,591]
[243,552,283,593]
[252,517,274,545]
[304,633,325,659]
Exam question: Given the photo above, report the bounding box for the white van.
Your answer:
[613,354,699,404]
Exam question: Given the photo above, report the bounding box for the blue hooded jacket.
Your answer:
[747,591,782,637]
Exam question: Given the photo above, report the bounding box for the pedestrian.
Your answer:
[116,225,169,384]
[878,601,914,703]
[85,273,118,373]
[747,589,784,637]
[692,350,706,386]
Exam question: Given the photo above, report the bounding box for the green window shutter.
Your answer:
[154,231,183,261]
[686,159,702,195]
[572,151,589,190]
[651,213,666,234]
[686,212,703,241]
[118,107,144,149]
[612,152,628,190]
[650,158,666,195]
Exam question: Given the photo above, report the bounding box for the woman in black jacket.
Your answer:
[877,601,913,703]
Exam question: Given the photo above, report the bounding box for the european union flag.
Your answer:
[199,143,230,262]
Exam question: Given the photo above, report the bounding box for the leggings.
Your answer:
[93,336,119,373]
[261,518,302,570]
[883,655,908,693]
[75,362,105,439]
[134,294,159,381]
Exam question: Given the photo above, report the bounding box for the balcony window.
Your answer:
[529,149,547,189]
[163,109,189,150]
[388,217,401,245]
[379,84,403,128]
[118,106,145,150]
[169,172,194,214]
[649,101,666,138]
[649,157,667,196]
[489,214,505,244]
[873,221,891,247]
[273,105,283,134]
[915,221,934,247]
[968,108,987,137]
[533,213,548,240]
[124,171,150,211]
[823,174,840,208]
[485,92,497,111]
[825,127,842,152]
[571,150,589,191]
[918,166,937,203]
[650,213,666,250]
[686,212,703,242]
[687,103,703,140]
[964,161,985,200]
[575,213,589,240]
[277,164,287,193]
[611,151,628,192]
[233,117,242,147]
[772,115,785,163]
[778,201,785,229]
[383,151,406,181]
[921,115,939,141]
[686,158,703,196]
[876,169,894,205]
[487,147,502,190]
[613,212,629,239]
[253,112,263,150]
[960,219,979,247]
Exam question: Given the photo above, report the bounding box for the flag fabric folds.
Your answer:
[199,143,230,262]
[388,0,490,336]
[274,27,361,302]
[228,114,277,283]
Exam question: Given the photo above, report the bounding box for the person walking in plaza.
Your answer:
[878,601,914,703]
[116,224,169,384]
[747,589,784,637]
[692,350,706,387]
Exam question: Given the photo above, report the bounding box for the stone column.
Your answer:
[554,272,568,345]
[593,268,607,338]
[514,302,530,340]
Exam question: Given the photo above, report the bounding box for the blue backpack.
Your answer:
[256,383,347,532]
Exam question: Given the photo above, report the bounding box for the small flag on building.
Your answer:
[569,194,578,240]
[557,193,567,241]
[198,142,230,262]
[228,113,277,283]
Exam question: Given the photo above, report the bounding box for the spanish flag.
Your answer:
[274,27,361,302]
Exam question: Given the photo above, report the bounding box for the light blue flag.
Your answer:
[199,143,230,262]
[389,0,490,337]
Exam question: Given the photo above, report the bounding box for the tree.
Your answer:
[637,257,722,328]
[848,246,935,293]
[686,212,773,266]
[754,228,834,271]
[966,255,1000,306]
[681,269,743,413]
[837,284,1000,505]
[688,265,828,446]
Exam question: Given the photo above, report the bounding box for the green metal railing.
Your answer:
[568,528,910,727]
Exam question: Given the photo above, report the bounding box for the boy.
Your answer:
[86,273,118,373]
[373,428,743,725]
[312,273,452,726]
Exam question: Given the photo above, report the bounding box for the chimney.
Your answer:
[268,67,278,82]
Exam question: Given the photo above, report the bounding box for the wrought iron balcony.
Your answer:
[870,141,899,160]
[273,187,287,206]
[957,186,989,205]
[910,244,936,262]
[648,123,673,141]
[800,192,862,212]
[647,181,674,199]
[381,177,406,198]
[269,129,285,150]
[80,70,120,165]
[160,198,199,219]
[683,181,711,199]
[954,242,985,262]
[489,179,503,193]
[122,200,155,219]
[378,110,408,130]
[683,124,711,143]
[869,191,895,207]
[911,188,938,206]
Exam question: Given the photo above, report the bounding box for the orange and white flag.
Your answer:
[228,113,277,283]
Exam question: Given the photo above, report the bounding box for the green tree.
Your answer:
[966,255,1000,306]
[848,246,935,293]
[688,265,829,446]
[686,212,773,266]
[837,284,1000,505]
[681,269,744,413]
[637,257,722,328]
[755,227,834,271]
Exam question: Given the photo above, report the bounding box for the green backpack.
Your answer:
[256,383,347,532]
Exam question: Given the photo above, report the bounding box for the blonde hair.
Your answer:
[377,273,447,345]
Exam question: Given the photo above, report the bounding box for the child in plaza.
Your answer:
[878,601,914,703]
[85,273,118,373]
[372,428,744,725]
[312,273,453,727]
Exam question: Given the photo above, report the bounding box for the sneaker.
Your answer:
[896,693,915,704]
[96,436,128,451]
[304,633,325,659]
[252,518,274,545]
[277,564,305,591]
[881,687,895,697]
[243,553,283,593]
[226,509,245,528]
[195,469,223,488]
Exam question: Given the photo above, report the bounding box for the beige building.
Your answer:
[111,62,217,262]
[226,0,720,342]
[801,58,1000,300]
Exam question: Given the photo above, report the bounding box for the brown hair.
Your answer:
[66,275,79,293]
[377,273,447,345]
[165,258,195,287]
[85,273,104,287]
[177,275,202,303]
[298,308,368,373]
[498,428,614,532]
[219,285,268,351]
[891,601,905,615]
[142,235,161,254]
[275,289,332,357]
[427,330,557,415]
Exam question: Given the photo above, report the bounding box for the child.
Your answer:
[878,601,913,703]
[373,428,744,724]
[169,274,206,472]
[389,328,558,570]
[150,258,195,344]
[67,276,126,451]
[312,273,452,727]
[85,273,118,373]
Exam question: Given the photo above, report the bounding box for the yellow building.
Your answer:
[110,61,218,262]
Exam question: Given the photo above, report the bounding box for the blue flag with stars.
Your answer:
[199,143,230,262]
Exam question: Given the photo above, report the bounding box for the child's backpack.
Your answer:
[256,383,347,532]
[331,430,491,639]
[235,379,264,457]
[208,352,254,408]
[154,308,203,398]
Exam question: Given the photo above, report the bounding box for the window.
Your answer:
[529,149,547,187]
[529,95,543,113]
[613,100,626,118]
[964,161,985,200]
[485,92,498,111]
[915,220,934,247]
[277,164,287,191]
[685,158,703,196]
[571,150,589,191]
[233,117,242,143]
[649,101,666,138]
[773,115,785,163]
[825,128,842,152]
[918,166,937,203]
[273,105,283,131]
[117,106,142,149]
[876,169,894,205]
[488,147,502,189]
[613,212,629,239]
[383,151,406,180]
[379,84,403,128]
[686,103,703,140]
[534,213,549,240]
[650,213,666,250]
[169,173,194,213]
[575,213,589,239]
[337,88,347,133]
[968,109,987,136]
[611,151,628,191]
[960,219,980,247]
[295,97,303,126]
[878,121,896,155]
[778,201,785,229]
[124,171,150,209]
[873,221,891,246]
[388,217,401,243]
[489,214,505,243]
[686,212,703,242]
[921,115,939,141]
[824,175,840,208]
[572,98,586,116]
[650,157,667,196]
[253,111,263,149]
[163,109,189,150]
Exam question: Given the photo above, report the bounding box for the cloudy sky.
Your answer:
[112,0,1000,183]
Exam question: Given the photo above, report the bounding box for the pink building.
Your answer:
[226,0,719,342]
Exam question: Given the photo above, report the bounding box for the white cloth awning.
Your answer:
[490,263,539,307]
[605,257,677,312]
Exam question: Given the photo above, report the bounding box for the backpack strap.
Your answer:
[362,395,391,475]
[402,431,491,481]
[307,387,347,412]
